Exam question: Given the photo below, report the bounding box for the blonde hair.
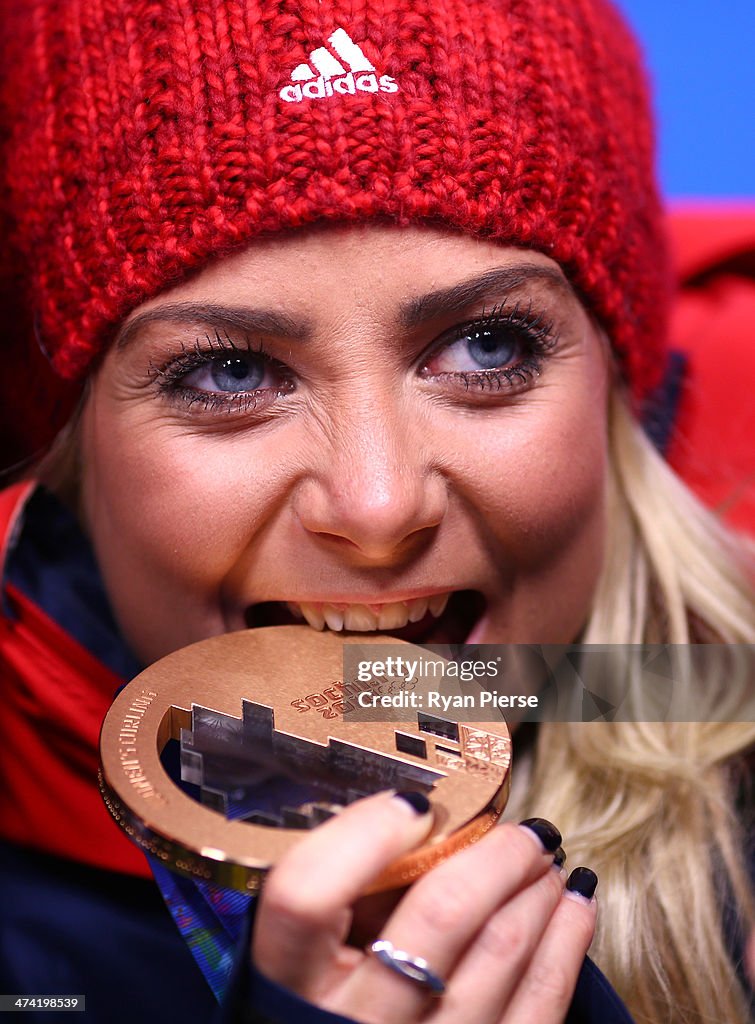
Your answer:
[507,389,755,1024]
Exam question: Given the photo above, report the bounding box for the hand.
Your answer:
[252,791,598,1024]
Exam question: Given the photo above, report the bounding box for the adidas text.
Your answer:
[280,72,398,103]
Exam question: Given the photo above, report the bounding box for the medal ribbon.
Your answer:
[148,855,254,1002]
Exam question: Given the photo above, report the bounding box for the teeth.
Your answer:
[323,607,344,631]
[408,597,430,622]
[378,602,410,630]
[343,605,379,630]
[286,593,453,633]
[297,603,326,631]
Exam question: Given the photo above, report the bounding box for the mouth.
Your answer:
[244,589,487,644]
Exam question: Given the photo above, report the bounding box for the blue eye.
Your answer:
[466,328,518,370]
[424,325,522,375]
[181,354,270,393]
[155,337,295,415]
[211,356,264,392]
[420,305,558,392]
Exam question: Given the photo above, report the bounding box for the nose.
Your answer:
[293,400,448,563]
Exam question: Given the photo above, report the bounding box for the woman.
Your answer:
[0,1,753,1022]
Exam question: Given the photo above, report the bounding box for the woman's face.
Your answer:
[79,226,611,665]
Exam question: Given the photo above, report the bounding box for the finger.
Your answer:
[329,820,561,1020]
[349,887,407,947]
[253,789,434,994]
[501,868,598,1024]
[428,863,566,1024]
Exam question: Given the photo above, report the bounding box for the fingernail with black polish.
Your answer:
[552,846,566,870]
[394,790,431,815]
[519,817,562,853]
[566,866,598,900]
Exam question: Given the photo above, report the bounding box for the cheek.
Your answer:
[492,415,605,552]
[79,404,298,658]
[457,386,608,634]
[87,427,291,576]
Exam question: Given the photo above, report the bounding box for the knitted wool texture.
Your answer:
[0,0,669,396]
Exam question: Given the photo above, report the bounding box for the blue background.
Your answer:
[613,0,754,198]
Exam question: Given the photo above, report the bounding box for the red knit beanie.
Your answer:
[0,0,669,399]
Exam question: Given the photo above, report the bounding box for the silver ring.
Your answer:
[369,939,446,995]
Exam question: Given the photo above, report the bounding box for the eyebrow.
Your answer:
[399,264,575,327]
[114,302,309,349]
[114,263,575,349]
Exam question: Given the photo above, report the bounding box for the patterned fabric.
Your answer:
[0,0,669,400]
[149,856,253,1002]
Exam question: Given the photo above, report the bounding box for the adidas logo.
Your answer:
[279,27,399,103]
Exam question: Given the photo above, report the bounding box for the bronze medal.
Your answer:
[99,626,511,894]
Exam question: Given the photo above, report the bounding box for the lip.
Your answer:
[246,586,465,607]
